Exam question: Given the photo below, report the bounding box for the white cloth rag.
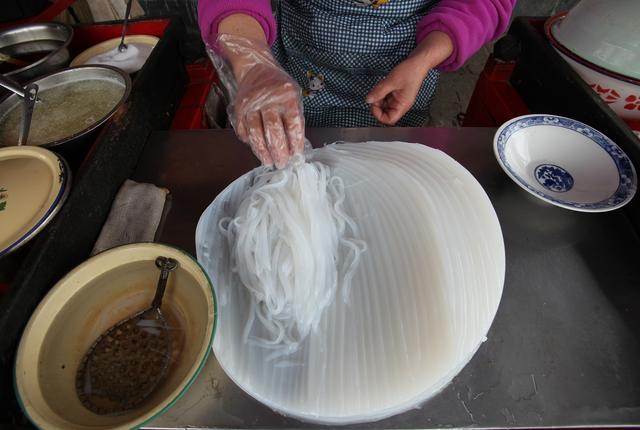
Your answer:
[91,179,169,255]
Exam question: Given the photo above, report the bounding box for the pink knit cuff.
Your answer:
[197,0,277,48]
[416,0,516,72]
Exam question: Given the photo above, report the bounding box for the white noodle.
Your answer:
[219,154,366,355]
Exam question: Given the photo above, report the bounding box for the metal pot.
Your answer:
[0,65,131,158]
[0,22,73,83]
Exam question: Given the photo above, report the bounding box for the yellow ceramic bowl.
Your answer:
[15,243,216,430]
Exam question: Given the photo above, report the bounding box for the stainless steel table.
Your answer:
[133,128,640,429]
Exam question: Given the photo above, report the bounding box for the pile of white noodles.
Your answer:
[219,154,366,356]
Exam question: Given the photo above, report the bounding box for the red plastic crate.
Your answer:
[463,56,529,127]
[171,60,218,129]
[69,19,170,55]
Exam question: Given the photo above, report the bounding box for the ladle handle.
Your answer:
[151,256,178,310]
[18,84,38,146]
[118,0,134,52]
[0,74,26,98]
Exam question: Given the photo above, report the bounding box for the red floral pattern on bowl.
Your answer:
[555,49,640,121]
[624,95,640,111]
[591,84,621,104]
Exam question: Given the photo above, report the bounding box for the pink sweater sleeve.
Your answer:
[197,0,277,47]
[416,0,516,71]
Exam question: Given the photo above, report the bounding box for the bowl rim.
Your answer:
[0,22,74,79]
[0,146,71,258]
[545,12,640,86]
[0,64,132,149]
[69,35,160,70]
[493,113,637,212]
[13,242,217,430]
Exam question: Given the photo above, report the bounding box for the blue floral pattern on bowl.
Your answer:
[535,164,574,193]
[495,115,637,211]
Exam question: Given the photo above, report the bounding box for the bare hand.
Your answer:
[366,58,426,125]
[366,31,454,126]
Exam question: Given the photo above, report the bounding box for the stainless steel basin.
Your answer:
[0,22,73,83]
[0,65,131,153]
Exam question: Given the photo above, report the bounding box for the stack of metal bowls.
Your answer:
[0,22,73,83]
[0,23,132,256]
[0,22,134,153]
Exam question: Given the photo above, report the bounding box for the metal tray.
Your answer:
[132,128,640,429]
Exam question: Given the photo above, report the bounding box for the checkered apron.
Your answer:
[272,0,440,127]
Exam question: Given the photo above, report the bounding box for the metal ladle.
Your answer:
[0,74,39,145]
[76,256,178,415]
[117,0,134,52]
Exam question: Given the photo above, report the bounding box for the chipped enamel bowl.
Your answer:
[494,114,637,212]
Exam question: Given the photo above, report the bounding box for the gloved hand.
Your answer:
[208,34,305,168]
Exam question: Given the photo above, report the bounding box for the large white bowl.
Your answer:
[546,12,640,128]
[549,1,640,81]
[494,114,637,212]
[196,141,505,424]
[553,48,640,122]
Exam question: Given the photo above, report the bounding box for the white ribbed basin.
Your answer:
[195,141,505,424]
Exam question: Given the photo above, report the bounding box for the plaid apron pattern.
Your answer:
[272,0,440,127]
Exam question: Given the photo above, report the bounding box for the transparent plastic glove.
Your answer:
[207,34,305,168]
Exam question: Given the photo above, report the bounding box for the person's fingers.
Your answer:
[370,102,387,123]
[234,104,248,142]
[262,109,289,169]
[384,97,409,125]
[246,111,273,166]
[370,92,413,126]
[283,105,305,156]
[366,78,395,104]
[370,96,396,125]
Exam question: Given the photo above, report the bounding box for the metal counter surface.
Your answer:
[133,128,640,429]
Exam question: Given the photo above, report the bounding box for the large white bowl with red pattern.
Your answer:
[546,12,640,134]
[548,1,640,81]
[553,48,640,122]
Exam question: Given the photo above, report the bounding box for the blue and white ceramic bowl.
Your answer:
[494,114,637,212]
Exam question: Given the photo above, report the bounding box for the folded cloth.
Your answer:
[91,179,169,255]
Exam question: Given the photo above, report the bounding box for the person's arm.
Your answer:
[367,0,516,125]
[198,1,305,168]
[217,14,267,81]
[197,0,276,47]
[367,31,453,125]
[416,0,517,71]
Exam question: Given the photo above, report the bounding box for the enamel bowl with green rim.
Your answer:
[14,242,216,430]
[0,145,71,257]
